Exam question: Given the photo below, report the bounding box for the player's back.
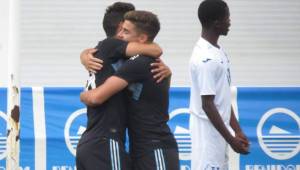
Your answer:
[115,55,177,158]
[80,38,129,144]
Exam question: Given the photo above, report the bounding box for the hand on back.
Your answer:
[150,58,172,83]
[80,48,103,73]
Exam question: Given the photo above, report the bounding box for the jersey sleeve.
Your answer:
[197,60,219,96]
[114,56,151,83]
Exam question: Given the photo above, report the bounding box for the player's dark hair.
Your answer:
[124,10,160,42]
[198,0,228,28]
[103,2,135,37]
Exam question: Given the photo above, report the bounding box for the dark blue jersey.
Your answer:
[79,38,129,146]
[115,55,178,158]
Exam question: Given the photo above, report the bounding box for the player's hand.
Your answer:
[80,48,103,73]
[80,91,89,105]
[150,59,172,83]
[80,91,95,106]
[236,131,250,148]
[229,136,250,155]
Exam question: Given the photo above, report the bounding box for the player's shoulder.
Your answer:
[191,49,219,66]
[95,40,104,49]
[96,37,126,50]
[128,54,155,63]
[102,37,125,45]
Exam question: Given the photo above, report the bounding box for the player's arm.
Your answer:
[230,106,250,149]
[202,95,249,154]
[127,43,168,83]
[126,42,162,58]
[80,76,128,106]
[150,58,172,83]
[81,56,149,106]
[80,41,162,72]
[80,48,103,73]
[198,60,249,153]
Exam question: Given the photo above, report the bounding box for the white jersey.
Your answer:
[189,37,232,124]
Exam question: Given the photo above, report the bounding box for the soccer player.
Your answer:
[76,3,169,170]
[189,0,250,169]
[80,10,180,170]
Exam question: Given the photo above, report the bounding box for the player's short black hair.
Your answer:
[124,10,160,42]
[198,0,228,28]
[103,2,135,37]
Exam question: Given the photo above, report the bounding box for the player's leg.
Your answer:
[190,114,204,170]
[132,148,179,170]
[75,150,85,170]
[132,151,154,170]
[108,138,132,170]
[161,148,180,170]
[199,119,229,170]
[76,137,111,170]
[76,137,131,170]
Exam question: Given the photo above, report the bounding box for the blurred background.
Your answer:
[0,1,300,170]
[0,0,300,87]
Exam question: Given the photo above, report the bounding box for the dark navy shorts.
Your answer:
[132,148,179,170]
[76,137,131,170]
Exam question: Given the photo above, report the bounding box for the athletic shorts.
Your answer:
[189,114,229,170]
[76,136,131,170]
[132,148,179,170]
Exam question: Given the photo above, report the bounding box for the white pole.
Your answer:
[6,0,21,169]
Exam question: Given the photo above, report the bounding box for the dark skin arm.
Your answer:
[230,106,250,150]
[202,95,249,154]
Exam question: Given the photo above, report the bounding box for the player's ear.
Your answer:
[138,33,148,43]
[214,20,221,28]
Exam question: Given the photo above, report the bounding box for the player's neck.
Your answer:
[201,30,220,48]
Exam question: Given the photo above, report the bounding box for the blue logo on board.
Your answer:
[0,111,7,160]
[169,108,191,161]
[64,108,87,156]
[257,108,300,160]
